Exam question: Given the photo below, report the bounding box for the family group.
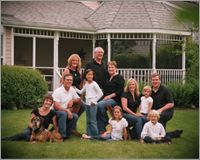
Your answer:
[2,47,183,144]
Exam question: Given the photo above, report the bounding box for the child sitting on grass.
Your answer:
[141,110,171,144]
[81,106,128,141]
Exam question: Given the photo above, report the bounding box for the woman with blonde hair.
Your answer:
[121,78,145,143]
[60,54,82,90]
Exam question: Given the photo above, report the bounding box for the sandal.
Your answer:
[81,134,91,140]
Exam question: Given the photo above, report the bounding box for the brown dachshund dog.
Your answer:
[29,116,63,143]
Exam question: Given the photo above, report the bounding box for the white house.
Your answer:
[1,1,192,91]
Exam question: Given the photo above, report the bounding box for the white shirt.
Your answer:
[141,121,166,139]
[140,96,153,114]
[75,81,103,105]
[52,85,80,109]
[109,118,128,141]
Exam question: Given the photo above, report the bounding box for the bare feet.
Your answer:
[139,138,145,143]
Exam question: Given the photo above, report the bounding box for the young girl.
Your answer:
[82,106,128,141]
[75,69,103,136]
[141,110,171,144]
[137,86,153,123]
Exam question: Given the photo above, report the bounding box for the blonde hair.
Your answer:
[149,110,160,120]
[142,86,152,95]
[66,54,81,72]
[124,78,140,97]
[111,106,122,120]
[107,61,117,68]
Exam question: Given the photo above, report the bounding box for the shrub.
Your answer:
[1,65,48,109]
[114,53,150,68]
[190,79,199,108]
[167,81,194,108]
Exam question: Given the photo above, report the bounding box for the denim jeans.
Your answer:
[96,98,119,132]
[122,113,143,139]
[85,104,98,136]
[1,127,32,141]
[90,133,114,142]
[55,110,78,138]
[139,113,147,125]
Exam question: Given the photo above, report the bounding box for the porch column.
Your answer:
[107,33,111,62]
[53,31,59,91]
[152,33,156,73]
[32,37,36,69]
[92,35,96,58]
[182,37,186,84]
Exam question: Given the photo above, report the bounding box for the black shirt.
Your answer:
[84,59,108,88]
[151,84,174,112]
[103,74,124,103]
[121,91,141,113]
[31,108,56,129]
[69,68,81,89]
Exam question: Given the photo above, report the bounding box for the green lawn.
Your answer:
[1,109,199,159]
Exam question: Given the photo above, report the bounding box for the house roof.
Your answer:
[1,1,95,31]
[87,1,188,31]
[1,1,189,32]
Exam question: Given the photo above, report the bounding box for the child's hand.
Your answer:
[91,102,95,106]
[102,133,107,139]
[157,137,162,140]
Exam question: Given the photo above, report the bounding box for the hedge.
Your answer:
[1,65,48,109]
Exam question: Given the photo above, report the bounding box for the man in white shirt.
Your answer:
[52,73,81,139]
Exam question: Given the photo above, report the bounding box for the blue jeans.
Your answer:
[139,113,147,125]
[90,133,114,142]
[85,104,98,136]
[96,98,119,132]
[1,127,32,141]
[122,113,143,139]
[55,110,78,138]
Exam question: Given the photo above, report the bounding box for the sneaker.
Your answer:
[178,129,183,134]
[81,134,91,140]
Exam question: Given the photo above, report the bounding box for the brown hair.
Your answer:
[63,73,73,81]
[151,73,161,80]
[82,69,96,81]
[111,106,123,120]
[107,61,117,68]
[43,94,53,105]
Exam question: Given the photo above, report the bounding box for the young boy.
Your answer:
[141,110,171,144]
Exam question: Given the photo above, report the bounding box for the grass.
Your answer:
[1,109,199,159]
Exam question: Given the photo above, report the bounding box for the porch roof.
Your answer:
[1,1,190,34]
[1,1,95,31]
[87,1,189,31]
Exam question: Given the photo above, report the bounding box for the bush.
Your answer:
[190,79,199,108]
[1,65,48,109]
[167,81,195,108]
[114,53,149,68]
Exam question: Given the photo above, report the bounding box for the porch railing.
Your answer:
[58,68,184,85]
